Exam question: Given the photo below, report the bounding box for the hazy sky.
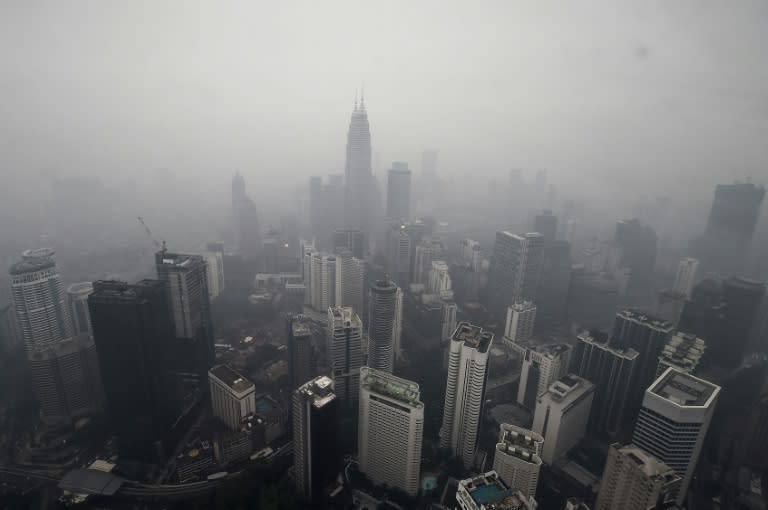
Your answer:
[1,0,767,211]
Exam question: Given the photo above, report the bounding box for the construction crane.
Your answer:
[137,216,167,254]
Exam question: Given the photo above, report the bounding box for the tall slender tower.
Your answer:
[673,257,699,298]
[492,423,544,499]
[367,279,399,373]
[441,322,494,468]
[334,249,364,317]
[67,282,94,337]
[487,231,544,320]
[344,96,376,232]
[327,306,364,401]
[386,162,412,222]
[288,317,314,391]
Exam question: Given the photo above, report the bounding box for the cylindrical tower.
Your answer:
[367,279,398,373]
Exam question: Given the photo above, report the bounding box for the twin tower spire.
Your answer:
[353,86,366,112]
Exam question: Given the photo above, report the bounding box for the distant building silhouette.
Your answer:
[386,162,412,222]
[487,231,544,321]
[67,282,94,337]
[288,317,314,391]
[232,173,261,259]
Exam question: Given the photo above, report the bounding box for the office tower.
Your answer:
[656,332,705,378]
[358,367,424,496]
[10,248,72,353]
[155,251,214,381]
[327,307,364,401]
[441,300,458,342]
[678,278,729,364]
[293,376,339,505]
[655,289,687,326]
[393,287,404,361]
[344,97,378,232]
[203,242,226,300]
[532,374,595,465]
[89,280,178,462]
[512,339,571,410]
[722,276,765,366]
[209,364,256,432]
[611,309,674,414]
[428,260,452,298]
[694,182,765,274]
[632,368,721,506]
[0,303,18,353]
[572,331,639,435]
[334,249,364,317]
[459,239,482,271]
[332,228,365,259]
[367,279,399,373]
[441,323,494,468]
[232,173,261,259]
[673,257,699,298]
[309,253,336,312]
[567,265,620,330]
[456,471,537,510]
[536,240,571,330]
[595,443,681,510]
[288,317,314,390]
[504,301,536,343]
[534,210,557,243]
[386,224,412,287]
[487,231,544,320]
[67,282,94,337]
[386,161,412,222]
[615,219,657,290]
[492,424,543,499]
[414,238,444,285]
[27,334,104,424]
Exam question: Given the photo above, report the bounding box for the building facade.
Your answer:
[367,279,399,373]
[673,257,699,298]
[487,231,544,320]
[492,424,544,499]
[209,364,256,432]
[67,282,94,337]
[327,307,364,401]
[386,162,412,222]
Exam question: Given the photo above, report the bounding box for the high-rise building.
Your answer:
[367,279,399,373]
[536,240,571,330]
[615,218,657,290]
[441,322,494,468]
[288,317,314,390]
[358,367,424,497]
[679,278,729,366]
[232,173,261,259]
[511,338,571,410]
[334,250,364,317]
[492,424,544,499]
[309,253,337,312]
[386,162,412,222]
[333,228,365,259]
[203,242,226,300]
[327,307,364,401]
[209,364,256,432]
[594,443,681,510]
[534,210,557,243]
[656,331,705,378]
[414,238,445,285]
[456,471,537,510]
[441,300,458,342]
[673,257,699,298]
[386,224,412,287]
[459,239,482,271]
[722,276,765,366]
[428,260,452,298]
[654,289,687,327]
[631,367,721,506]
[571,331,639,435]
[504,301,536,344]
[487,231,544,320]
[293,376,339,505]
[532,374,595,465]
[344,97,378,232]
[155,251,214,381]
[67,282,94,337]
[393,287,404,361]
[89,280,179,462]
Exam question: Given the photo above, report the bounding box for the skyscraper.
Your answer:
[615,219,657,290]
[344,97,378,232]
[631,367,721,506]
[595,443,680,510]
[288,317,314,391]
[367,279,399,373]
[722,276,765,366]
[533,210,557,243]
[487,231,544,320]
[67,282,94,337]
[673,257,699,298]
[428,260,452,298]
[332,228,365,259]
[309,253,337,312]
[293,376,339,505]
[327,306,364,402]
[503,301,536,343]
[386,223,412,287]
[532,374,595,465]
[536,239,572,330]
[203,242,226,300]
[441,299,458,342]
[386,161,412,222]
[511,339,571,410]
[232,173,261,259]
[358,367,424,497]
[492,423,544,499]
[89,280,178,462]
[414,238,445,285]
[208,364,256,431]
[441,322,494,468]
[334,249,364,317]
[656,331,705,378]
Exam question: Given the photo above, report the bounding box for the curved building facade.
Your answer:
[68,282,94,337]
[367,279,398,373]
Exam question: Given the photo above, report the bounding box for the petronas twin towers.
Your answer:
[344,96,380,233]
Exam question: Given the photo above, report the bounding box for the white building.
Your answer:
[327,306,364,401]
[428,260,452,298]
[393,287,404,361]
[459,239,482,271]
[510,338,571,410]
[492,424,544,499]
[67,282,94,337]
[532,374,595,465]
[334,251,364,317]
[504,301,536,344]
[358,367,424,497]
[441,300,458,342]
[631,367,721,506]
[656,331,706,378]
[456,471,538,510]
[440,322,494,468]
[673,257,699,298]
[310,253,336,312]
[209,364,256,431]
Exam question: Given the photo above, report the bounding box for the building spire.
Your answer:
[360,83,365,110]
[354,88,358,111]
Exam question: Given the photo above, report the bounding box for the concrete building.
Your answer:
[441,299,458,342]
[492,424,544,499]
[393,287,404,361]
[428,260,452,298]
[459,238,482,271]
[386,224,412,287]
[209,364,256,432]
[67,282,94,337]
[632,367,721,506]
[332,228,365,259]
[532,374,595,465]
[358,367,424,497]
[288,317,314,390]
[386,161,412,222]
[534,210,557,243]
[334,250,364,317]
[309,253,337,312]
[504,301,536,344]
[656,331,705,378]
[615,219,657,290]
[510,338,571,410]
[456,471,538,510]
[414,238,445,285]
[203,242,226,300]
[673,257,699,298]
[595,443,681,510]
[441,323,494,468]
[327,307,364,401]
[367,279,400,373]
[293,376,338,504]
[487,231,544,320]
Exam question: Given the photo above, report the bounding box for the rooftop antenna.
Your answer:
[354,88,358,110]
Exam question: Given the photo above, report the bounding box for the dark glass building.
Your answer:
[288,316,314,390]
[367,279,399,373]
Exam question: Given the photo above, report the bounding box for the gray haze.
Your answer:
[1,0,767,258]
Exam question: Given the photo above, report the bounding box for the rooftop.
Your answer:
[209,364,255,393]
[67,282,94,296]
[360,367,423,408]
[617,308,674,332]
[329,306,362,328]
[297,375,337,409]
[9,248,57,275]
[613,443,680,484]
[650,367,720,407]
[155,251,205,270]
[545,374,595,403]
[291,320,311,338]
[458,471,532,509]
[496,424,543,464]
[59,468,124,496]
[452,322,493,353]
